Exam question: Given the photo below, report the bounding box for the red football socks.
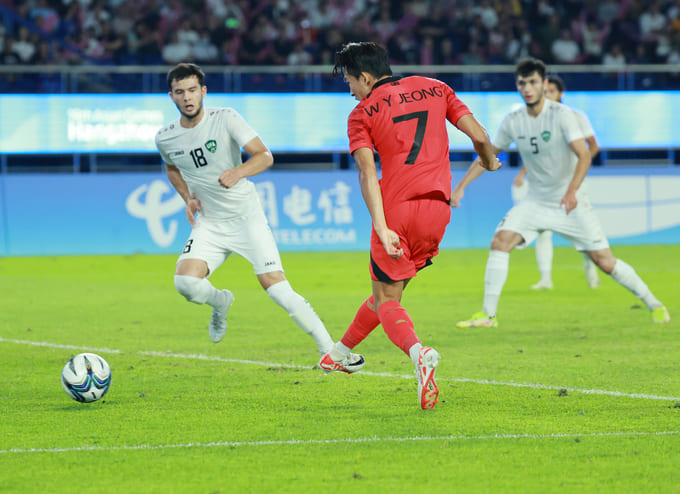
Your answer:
[377,300,420,355]
[340,296,380,348]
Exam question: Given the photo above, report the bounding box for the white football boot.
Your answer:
[209,289,234,343]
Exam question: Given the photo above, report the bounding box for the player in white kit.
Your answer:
[155,63,365,370]
[452,58,670,327]
[512,75,600,290]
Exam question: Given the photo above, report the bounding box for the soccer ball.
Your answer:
[61,353,112,403]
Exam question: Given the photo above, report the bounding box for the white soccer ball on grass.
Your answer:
[61,352,112,403]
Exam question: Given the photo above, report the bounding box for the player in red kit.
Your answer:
[318,42,500,409]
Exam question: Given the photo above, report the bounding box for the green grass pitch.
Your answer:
[0,246,678,493]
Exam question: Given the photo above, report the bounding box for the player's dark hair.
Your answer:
[515,58,546,80]
[546,75,565,92]
[332,42,392,79]
[167,63,205,90]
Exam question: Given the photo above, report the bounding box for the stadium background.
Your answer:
[1,0,679,256]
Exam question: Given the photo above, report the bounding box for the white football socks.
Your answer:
[482,250,510,318]
[266,280,334,353]
[329,342,351,361]
[582,253,600,287]
[535,231,554,283]
[609,259,662,310]
[409,342,423,367]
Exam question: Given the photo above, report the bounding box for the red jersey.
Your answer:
[347,75,471,206]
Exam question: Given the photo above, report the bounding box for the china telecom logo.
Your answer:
[125,180,185,247]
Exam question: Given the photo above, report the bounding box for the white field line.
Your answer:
[0,338,123,354]
[1,431,679,455]
[3,337,680,402]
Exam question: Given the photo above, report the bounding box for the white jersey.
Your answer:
[573,108,595,139]
[494,99,586,206]
[155,108,259,221]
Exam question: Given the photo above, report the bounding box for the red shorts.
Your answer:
[369,197,451,282]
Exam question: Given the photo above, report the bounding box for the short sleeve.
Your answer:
[560,108,586,143]
[445,84,472,126]
[223,108,259,148]
[347,108,373,155]
[492,115,514,150]
[574,110,595,138]
[155,133,174,165]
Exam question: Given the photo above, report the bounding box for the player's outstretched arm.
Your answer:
[455,114,501,171]
[450,159,488,207]
[451,136,502,208]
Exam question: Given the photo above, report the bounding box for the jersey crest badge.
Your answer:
[205,140,217,153]
[541,131,551,142]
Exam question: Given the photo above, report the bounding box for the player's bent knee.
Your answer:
[490,232,513,251]
[174,274,208,304]
[599,259,617,274]
[588,250,616,273]
[490,240,512,252]
[257,270,286,290]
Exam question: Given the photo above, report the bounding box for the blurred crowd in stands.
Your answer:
[1,0,680,68]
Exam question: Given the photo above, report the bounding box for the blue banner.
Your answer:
[1,91,680,153]
[0,167,678,257]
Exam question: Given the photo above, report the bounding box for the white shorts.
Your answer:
[510,182,528,204]
[495,198,610,252]
[177,208,283,277]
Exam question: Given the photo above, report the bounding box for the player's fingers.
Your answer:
[186,205,196,225]
[384,242,398,258]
